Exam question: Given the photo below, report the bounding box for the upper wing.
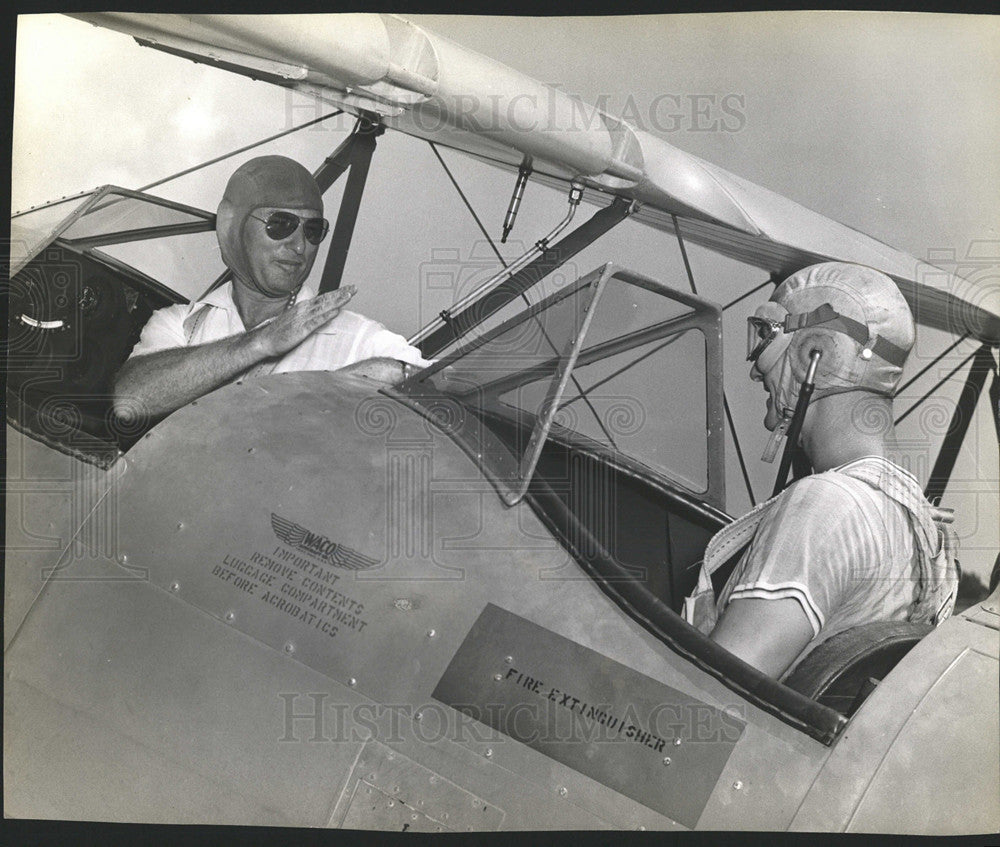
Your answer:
[69,12,999,343]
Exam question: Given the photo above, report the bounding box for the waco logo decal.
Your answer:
[271,513,379,571]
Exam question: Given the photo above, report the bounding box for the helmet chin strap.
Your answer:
[769,350,823,496]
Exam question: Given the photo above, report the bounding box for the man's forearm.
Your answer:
[113,330,268,419]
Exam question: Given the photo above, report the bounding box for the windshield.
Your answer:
[99,232,225,301]
[11,193,93,274]
[11,187,215,286]
[401,264,725,508]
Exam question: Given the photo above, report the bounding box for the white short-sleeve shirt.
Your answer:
[129,282,432,372]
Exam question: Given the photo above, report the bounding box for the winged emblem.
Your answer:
[270,513,379,571]
[326,545,380,571]
[270,513,308,547]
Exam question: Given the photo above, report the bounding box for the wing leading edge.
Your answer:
[69,12,999,343]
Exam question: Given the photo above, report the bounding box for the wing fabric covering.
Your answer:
[69,11,998,341]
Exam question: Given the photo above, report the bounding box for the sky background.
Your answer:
[11,12,999,581]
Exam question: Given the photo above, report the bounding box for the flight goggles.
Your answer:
[249,211,330,245]
[746,302,908,366]
[747,315,784,363]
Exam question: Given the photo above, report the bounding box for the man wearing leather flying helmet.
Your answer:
[115,156,429,418]
[683,262,958,678]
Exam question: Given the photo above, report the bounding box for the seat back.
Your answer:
[783,620,933,715]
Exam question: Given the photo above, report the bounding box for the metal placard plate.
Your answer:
[331,739,505,831]
[432,604,744,828]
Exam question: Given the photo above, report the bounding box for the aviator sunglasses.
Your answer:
[249,211,330,245]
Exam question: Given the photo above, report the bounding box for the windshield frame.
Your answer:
[395,263,726,510]
[11,185,216,278]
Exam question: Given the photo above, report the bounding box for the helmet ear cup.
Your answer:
[788,327,860,393]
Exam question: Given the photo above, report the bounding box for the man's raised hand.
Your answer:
[254,286,356,358]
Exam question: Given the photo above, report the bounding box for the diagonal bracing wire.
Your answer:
[894,333,969,397]
[722,277,774,311]
[894,348,979,425]
[137,110,344,194]
[428,141,618,448]
[557,330,690,421]
[428,142,506,266]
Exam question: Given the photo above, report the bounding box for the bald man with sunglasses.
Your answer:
[114,156,429,419]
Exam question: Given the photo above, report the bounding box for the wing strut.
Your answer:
[415,144,621,447]
[318,114,385,294]
[670,214,758,507]
[417,198,633,358]
[920,345,999,505]
[411,142,588,348]
[312,117,365,191]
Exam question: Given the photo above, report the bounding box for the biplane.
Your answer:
[5,12,999,833]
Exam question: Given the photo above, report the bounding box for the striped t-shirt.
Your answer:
[714,458,946,670]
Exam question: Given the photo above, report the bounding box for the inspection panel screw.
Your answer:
[662,757,671,766]
[674,737,682,746]
[733,780,743,790]
[504,655,513,664]
[485,748,493,758]
[284,643,295,654]
[225,612,235,622]
[170,582,180,592]
[493,673,503,681]
[349,677,357,687]
[427,629,436,637]
[558,787,567,797]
